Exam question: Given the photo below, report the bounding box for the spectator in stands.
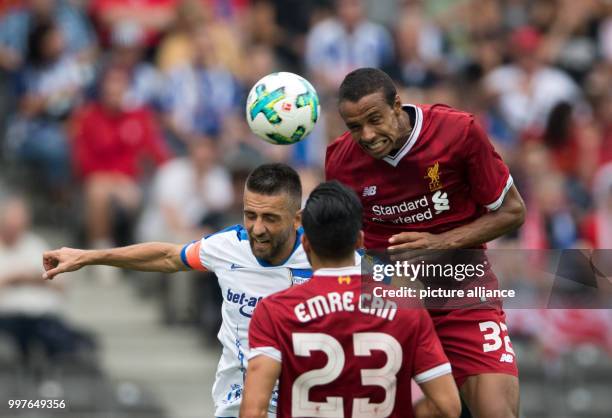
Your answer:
[581,162,612,249]
[4,18,89,191]
[161,25,243,147]
[484,26,581,137]
[0,0,96,72]
[155,0,205,74]
[71,66,170,250]
[101,21,164,110]
[88,0,176,49]
[386,1,446,89]
[156,0,244,78]
[137,135,234,243]
[0,194,95,363]
[305,0,394,95]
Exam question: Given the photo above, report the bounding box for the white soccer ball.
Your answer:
[245,72,320,145]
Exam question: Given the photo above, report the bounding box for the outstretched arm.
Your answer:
[42,242,190,280]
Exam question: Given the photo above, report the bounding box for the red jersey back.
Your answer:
[325,104,512,249]
[248,266,451,418]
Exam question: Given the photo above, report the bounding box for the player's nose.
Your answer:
[252,217,267,236]
[362,125,376,142]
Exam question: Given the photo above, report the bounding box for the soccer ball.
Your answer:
[246,72,320,145]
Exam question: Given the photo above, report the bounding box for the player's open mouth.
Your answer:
[364,139,389,153]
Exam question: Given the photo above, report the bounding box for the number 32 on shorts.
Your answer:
[479,321,515,363]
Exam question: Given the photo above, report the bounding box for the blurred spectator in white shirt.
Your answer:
[484,26,581,135]
[0,194,95,362]
[138,136,234,243]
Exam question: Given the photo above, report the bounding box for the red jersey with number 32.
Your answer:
[325,104,512,250]
[248,266,451,418]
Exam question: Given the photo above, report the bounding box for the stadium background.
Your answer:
[0,0,610,417]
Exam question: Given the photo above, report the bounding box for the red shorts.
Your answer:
[430,308,519,388]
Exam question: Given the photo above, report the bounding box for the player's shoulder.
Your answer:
[202,224,249,248]
[326,131,362,179]
[327,131,355,161]
[421,103,475,127]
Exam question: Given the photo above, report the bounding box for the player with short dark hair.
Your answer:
[326,68,526,418]
[246,163,302,211]
[300,181,362,259]
[42,163,313,417]
[338,67,397,107]
[241,181,461,418]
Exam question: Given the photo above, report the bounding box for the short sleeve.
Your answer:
[413,310,451,384]
[248,301,282,362]
[464,118,513,211]
[180,240,208,272]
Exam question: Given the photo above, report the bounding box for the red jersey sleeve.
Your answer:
[413,310,451,384]
[248,301,282,362]
[463,118,512,211]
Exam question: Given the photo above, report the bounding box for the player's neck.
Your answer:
[310,255,356,271]
[392,109,413,152]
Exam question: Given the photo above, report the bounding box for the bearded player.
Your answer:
[241,181,461,418]
[326,68,526,418]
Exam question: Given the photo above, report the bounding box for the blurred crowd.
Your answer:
[0,0,611,366]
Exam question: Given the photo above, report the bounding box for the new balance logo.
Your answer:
[432,190,450,214]
[363,186,377,197]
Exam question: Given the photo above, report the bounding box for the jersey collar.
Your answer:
[314,265,361,277]
[382,104,423,167]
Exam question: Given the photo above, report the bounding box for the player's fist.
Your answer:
[42,247,86,280]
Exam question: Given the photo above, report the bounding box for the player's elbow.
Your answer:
[501,188,526,232]
[512,198,526,230]
[436,393,462,418]
[507,198,525,231]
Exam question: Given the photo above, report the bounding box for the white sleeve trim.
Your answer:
[485,175,514,211]
[249,346,282,363]
[414,362,452,384]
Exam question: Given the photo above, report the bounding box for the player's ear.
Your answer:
[294,208,302,230]
[355,230,364,249]
[301,233,311,253]
[393,94,402,113]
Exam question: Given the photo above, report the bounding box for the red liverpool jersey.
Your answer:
[326,104,512,250]
[248,266,451,418]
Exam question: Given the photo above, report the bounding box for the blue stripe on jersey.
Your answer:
[205,224,248,241]
[290,268,312,278]
[180,242,194,268]
[255,227,304,267]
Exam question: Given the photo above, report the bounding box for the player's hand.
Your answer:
[388,232,449,252]
[42,247,86,280]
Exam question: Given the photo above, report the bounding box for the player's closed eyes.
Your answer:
[263,215,279,223]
